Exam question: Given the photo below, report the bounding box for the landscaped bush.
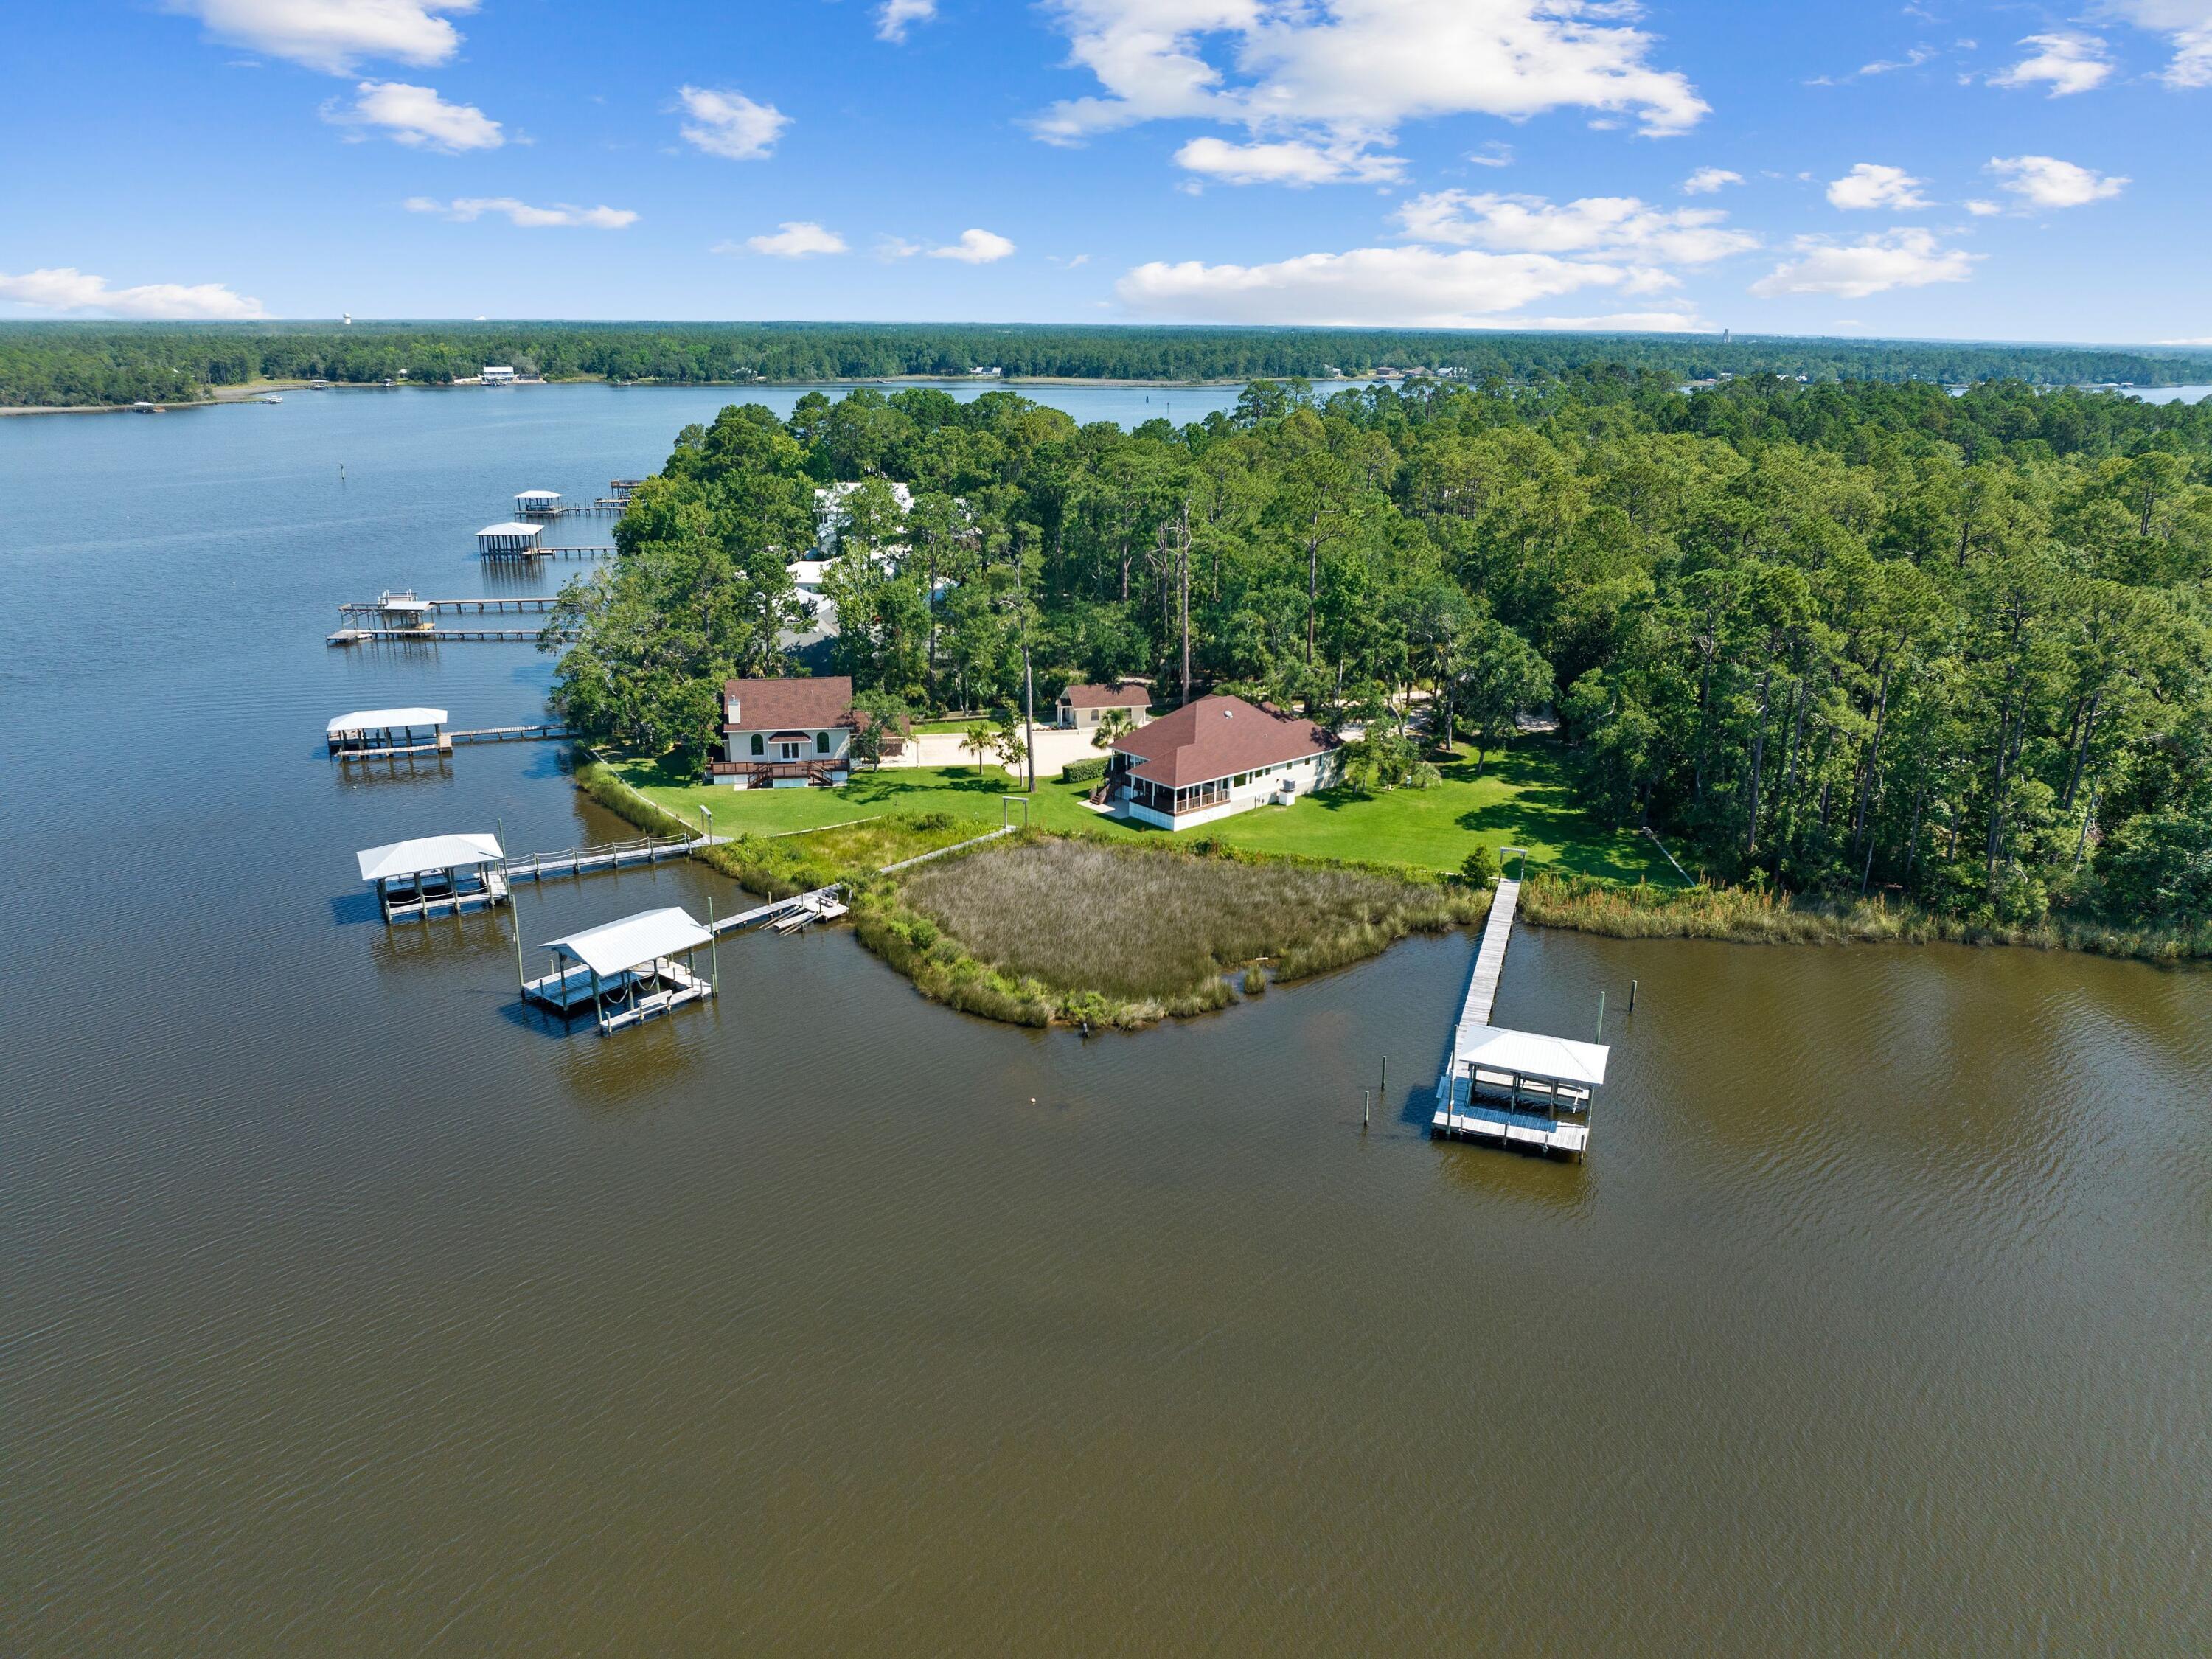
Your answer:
[1060,755,1109,784]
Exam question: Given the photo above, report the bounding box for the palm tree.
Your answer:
[960,721,995,776]
[1091,707,1134,751]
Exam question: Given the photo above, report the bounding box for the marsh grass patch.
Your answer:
[902,837,1479,1004]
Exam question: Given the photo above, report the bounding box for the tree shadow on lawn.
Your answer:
[1442,740,1659,883]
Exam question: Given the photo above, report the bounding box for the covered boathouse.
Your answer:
[356,832,508,922]
[476,521,545,557]
[523,906,715,1034]
[1435,1026,1610,1156]
[514,490,562,515]
[327,706,449,759]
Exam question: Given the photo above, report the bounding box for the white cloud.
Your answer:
[1468,142,1514,168]
[325,79,501,150]
[1173,136,1403,186]
[2099,2,2212,86]
[1808,44,1936,84]
[1395,190,1756,264]
[737,221,849,257]
[1826,163,1930,210]
[406,196,637,228]
[0,266,267,319]
[1682,167,1743,195]
[875,0,937,42]
[1986,154,2129,208]
[1029,0,1708,181]
[929,228,1017,263]
[165,0,474,72]
[1114,244,1650,327]
[1750,229,1977,299]
[2155,335,2212,344]
[1990,32,2114,94]
[1964,198,2002,215]
[677,86,790,160]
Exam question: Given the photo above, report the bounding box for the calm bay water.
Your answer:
[1,386,2208,1654]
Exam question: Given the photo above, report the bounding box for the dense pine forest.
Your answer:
[551,372,2212,938]
[3,319,2209,408]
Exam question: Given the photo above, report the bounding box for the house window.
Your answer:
[1234,773,1248,787]
[749,733,765,757]
[815,731,830,754]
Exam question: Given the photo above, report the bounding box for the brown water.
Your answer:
[3,391,2208,1653]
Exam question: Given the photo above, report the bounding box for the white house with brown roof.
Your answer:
[1057,681,1152,731]
[1103,694,1340,830]
[710,675,862,788]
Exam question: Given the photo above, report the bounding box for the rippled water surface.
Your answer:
[3,387,2208,1654]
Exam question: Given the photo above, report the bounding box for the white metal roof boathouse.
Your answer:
[523,906,716,1035]
[1431,852,1612,1158]
[357,832,507,922]
[515,490,562,515]
[476,521,545,557]
[327,707,450,759]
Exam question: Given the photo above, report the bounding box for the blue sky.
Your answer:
[3,1,2208,343]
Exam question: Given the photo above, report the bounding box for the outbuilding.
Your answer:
[515,490,562,515]
[1057,681,1152,731]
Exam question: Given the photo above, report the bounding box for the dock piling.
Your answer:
[1595,989,1606,1045]
[1630,978,1638,1013]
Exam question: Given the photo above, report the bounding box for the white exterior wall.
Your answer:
[1122,749,1338,830]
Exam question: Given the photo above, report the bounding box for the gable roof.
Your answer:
[1110,694,1334,789]
[541,908,711,977]
[722,675,855,732]
[1061,681,1152,709]
[356,832,504,883]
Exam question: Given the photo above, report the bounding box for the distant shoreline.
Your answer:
[0,372,1265,417]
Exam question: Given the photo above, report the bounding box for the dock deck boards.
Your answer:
[1441,874,1520,1095]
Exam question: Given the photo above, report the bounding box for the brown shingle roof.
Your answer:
[1110,694,1334,789]
[1060,681,1152,709]
[722,675,855,732]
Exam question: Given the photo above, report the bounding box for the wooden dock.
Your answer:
[449,722,574,745]
[329,625,576,644]
[711,883,850,935]
[1428,849,1608,1159]
[340,596,560,616]
[501,833,695,883]
[1441,872,1519,1073]
[478,544,613,560]
[522,501,625,516]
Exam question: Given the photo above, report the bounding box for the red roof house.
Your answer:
[1105,694,1339,829]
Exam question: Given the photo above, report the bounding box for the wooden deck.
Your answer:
[382,870,509,922]
[712,883,849,935]
[521,959,711,1032]
[478,544,613,560]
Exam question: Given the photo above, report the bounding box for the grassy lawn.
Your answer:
[614,737,1671,883]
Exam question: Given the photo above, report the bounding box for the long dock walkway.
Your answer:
[1442,872,1520,1074]
[330,625,577,644]
[502,832,695,883]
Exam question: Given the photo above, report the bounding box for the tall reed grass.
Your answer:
[1520,872,2212,961]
